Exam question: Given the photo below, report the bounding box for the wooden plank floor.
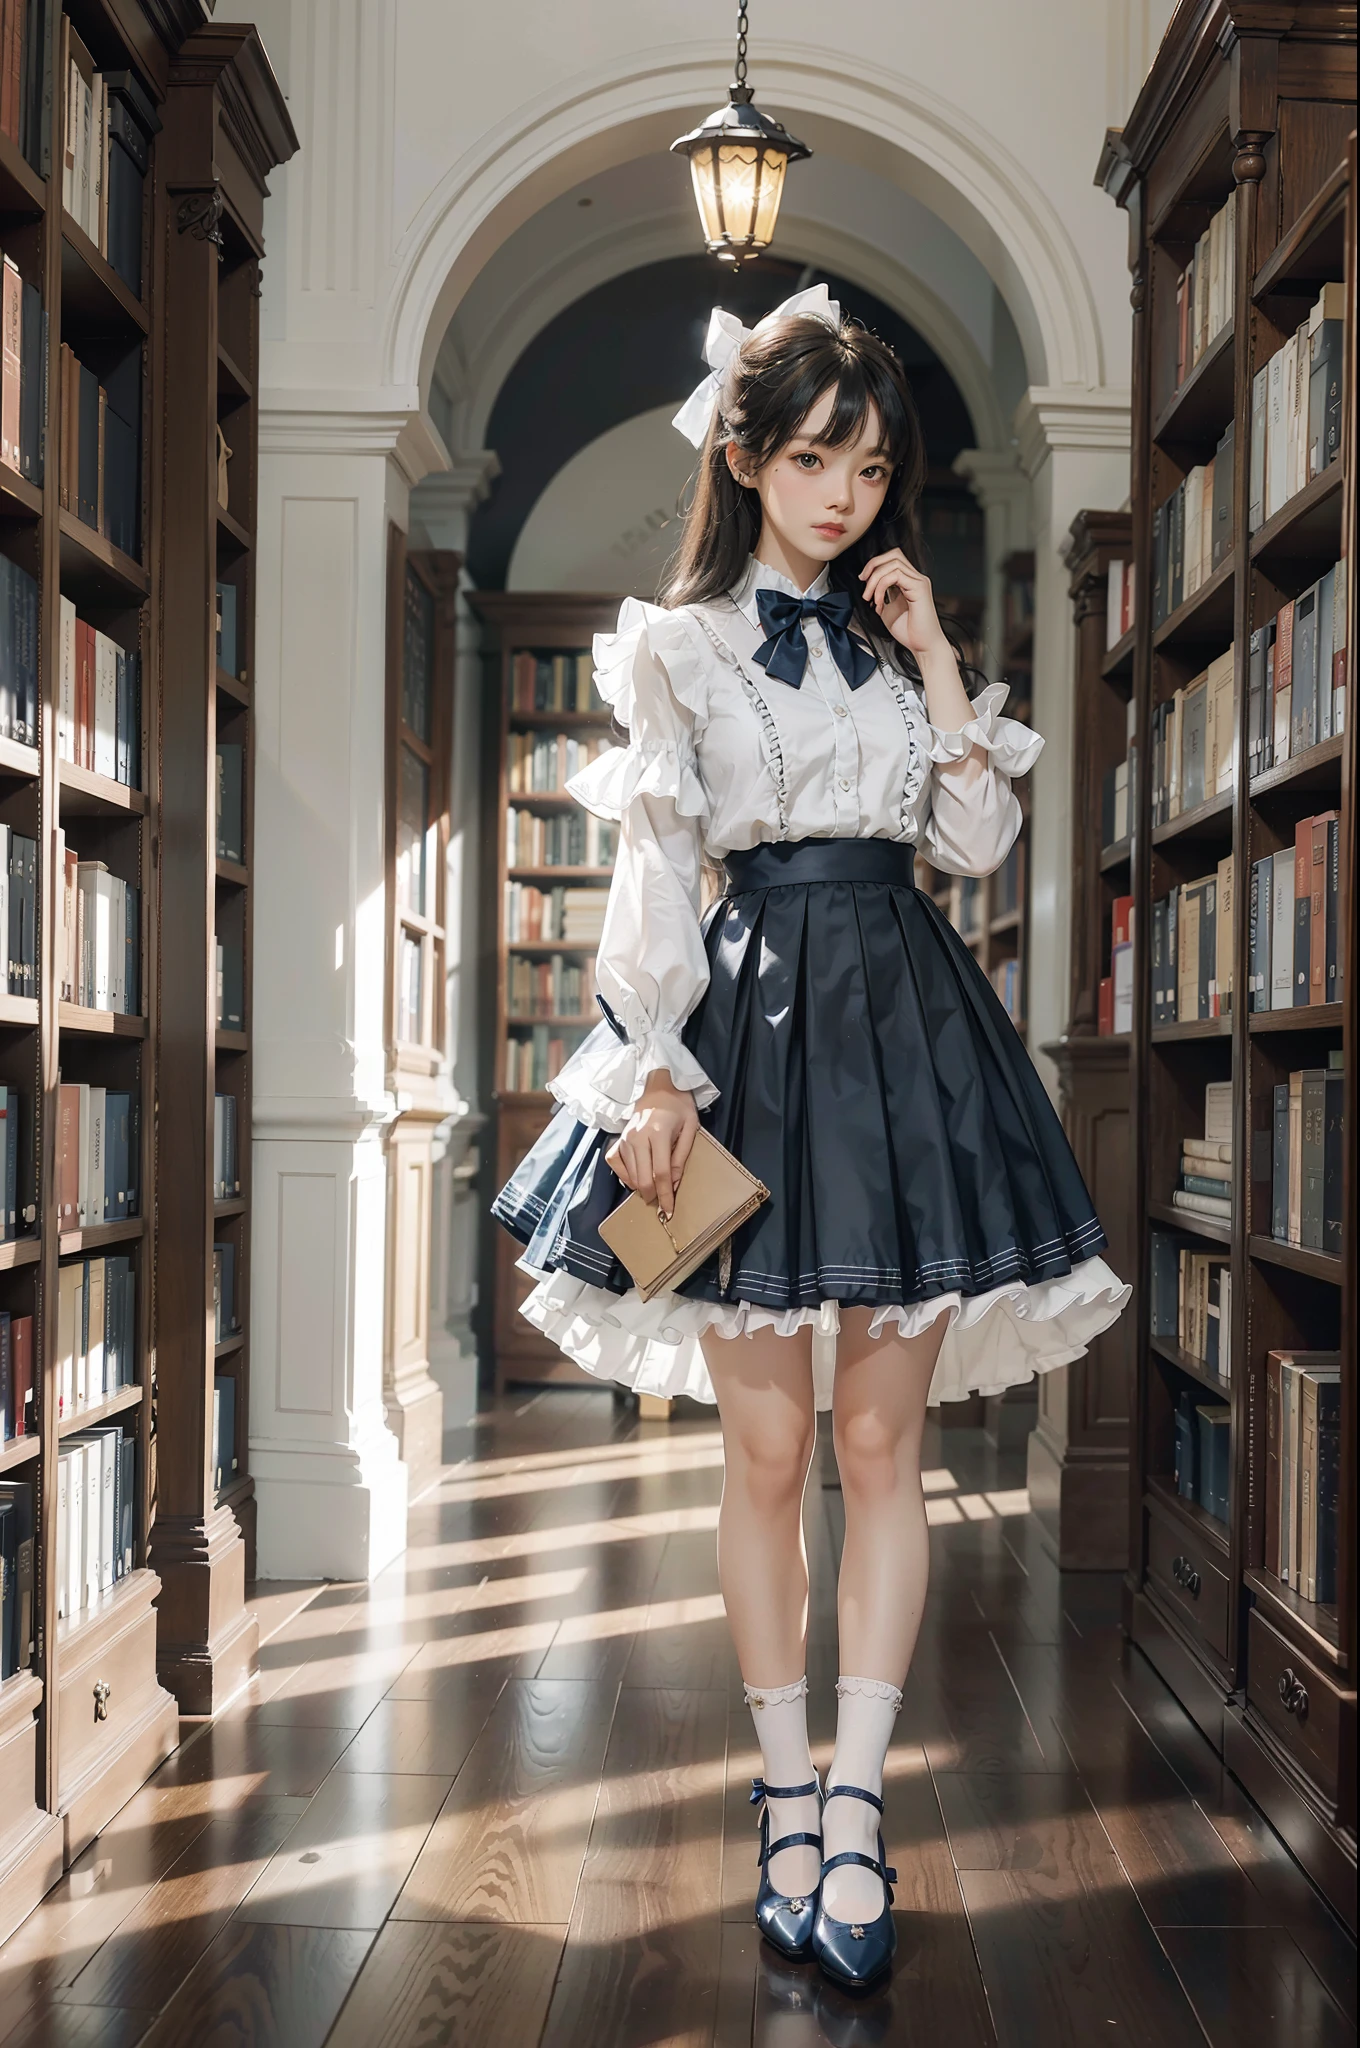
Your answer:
[0,1392,1354,2047]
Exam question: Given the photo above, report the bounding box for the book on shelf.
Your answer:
[52,840,139,1014]
[1149,646,1235,825]
[57,600,141,787]
[215,931,244,1032]
[1153,860,1234,1024]
[0,253,47,488]
[1248,812,1346,1014]
[507,950,597,1020]
[216,743,244,862]
[1151,422,1234,628]
[212,1373,238,1496]
[1173,1388,1231,1523]
[1253,284,1346,530]
[0,1474,34,1678]
[57,1083,139,1229]
[1247,564,1348,779]
[503,880,611,945]
[0,822,36,995]
[503,1023,589,1093]
[1265,1350,1341,1600]
[0,1312,34,1440]
[57,26,156,293]
[0,1084,32,1241]
[1105,557,1136,648]
[56,1253,136,1415]
[1151,1228,1232,1382]
[511,648,606,715]
[213,1243,238,1342]
[1255,1052,1344,1254]
[1170,1081,1233,1219]
[1173,189,1236,388]
[989,957,1020,1021]
[216,581,240,680]
[57,339,141,556]
[505,804,618,869]
[1099,893,1134,1036]
[0,552,39,746]
[506,729,615,794]
[54,1424,137,1621]
[213,1094,240,1201]
[1100,695,1138,850]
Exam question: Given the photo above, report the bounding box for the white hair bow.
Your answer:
[671,282,842,448]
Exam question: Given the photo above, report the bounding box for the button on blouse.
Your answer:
[548,556,1044,1132]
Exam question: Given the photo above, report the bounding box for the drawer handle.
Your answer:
[93,1680,112,1723]
[1171,1554,1201,1598]
[1277,1669,1309,1720]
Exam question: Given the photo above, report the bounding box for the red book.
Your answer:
[1097,976,1114,1036]
[1111,894,1135,948]
[12,1315,33,1439]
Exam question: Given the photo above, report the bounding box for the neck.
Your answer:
[753,524,827,596]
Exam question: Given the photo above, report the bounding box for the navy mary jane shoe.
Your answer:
[751,1774,823,1960]
[811,1784,897,1992]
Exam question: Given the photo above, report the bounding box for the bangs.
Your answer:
[797,357,909,462]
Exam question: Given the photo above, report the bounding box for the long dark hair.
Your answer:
[660,311,979,690]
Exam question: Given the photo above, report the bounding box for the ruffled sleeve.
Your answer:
[547,600,717,1132]
[919,681,1044,877]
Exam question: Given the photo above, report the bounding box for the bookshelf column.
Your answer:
[250,406,443,1580]
[1013,390,1133,1085]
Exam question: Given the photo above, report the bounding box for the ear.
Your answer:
[724,440,754,490]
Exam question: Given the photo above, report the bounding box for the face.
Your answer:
[727,386,892,570]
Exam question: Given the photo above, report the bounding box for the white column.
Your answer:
[951,448,1033,684]
[1013,388,1132,1097]
[409,456,499,1430]
[249,401,446,1581]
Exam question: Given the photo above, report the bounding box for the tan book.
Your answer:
[1168,687,1186,817]
[1177,885,1200,1021]
[1207,647,1236,793]
[1215,854,1234,1015]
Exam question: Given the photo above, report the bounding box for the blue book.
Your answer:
[104,1092,130,1222]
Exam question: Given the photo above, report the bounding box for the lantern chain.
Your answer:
[734,3,749,92]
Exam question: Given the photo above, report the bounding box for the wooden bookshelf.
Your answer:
[471,592,625,1392]
[1029,511,1137,1570]
[148,30,295,1715]
[1101,15,1356,1929]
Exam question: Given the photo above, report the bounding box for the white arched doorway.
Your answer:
[246,17,1133,1581]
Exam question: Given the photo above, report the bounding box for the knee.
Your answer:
[834,1404,906,1503]
[726,1411,815,1515]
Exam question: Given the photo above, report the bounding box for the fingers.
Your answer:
[672,1115,698,1185]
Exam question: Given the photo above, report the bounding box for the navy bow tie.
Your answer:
[752,587,878,692]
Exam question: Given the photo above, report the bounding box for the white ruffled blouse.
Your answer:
[550,556,1044,1133]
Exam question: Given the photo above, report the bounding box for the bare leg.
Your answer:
[823,1306,947,1922]
[703,1322,819,1896]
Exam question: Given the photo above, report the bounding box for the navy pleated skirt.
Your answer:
[492,837,1108,1319]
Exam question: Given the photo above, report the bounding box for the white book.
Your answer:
[1279,1361,1300,1586]
[1265,346,1287,520]
[62,58,76,216]
[1203,1080,1233,1147]
[77,1083,93,1225]
[86,1087,106,1229]
[81,1436,100,1608]
[1249,365,1269,531]
[58,1262,80,1419]
[1184,467,1205,598]
[108,878,125,1014]
[55,1452,70,1619]
[66,1442,86,1616]
[86,1256,106,1401]
[1293,320,1311,497]
[74,1262,87,1410]
[1192,228,1210,362]
[1270,856,1295,1008]
[93,632,118,780]
[76,863,112,1009]
[1281,330,1302,505]
[97,1428,117,1594]
[1208,203,1225,338]
[59,596,77,760]
[79,71,93,241]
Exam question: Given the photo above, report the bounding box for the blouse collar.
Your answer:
[729,553,832,628]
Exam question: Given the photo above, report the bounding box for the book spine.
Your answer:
[1293,816,1311,1005]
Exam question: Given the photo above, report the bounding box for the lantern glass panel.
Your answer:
[688,147,726,246]
[751,148,789,245]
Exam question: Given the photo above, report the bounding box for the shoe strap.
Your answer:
[749,1775,820,1805]
[822,1782,884,1814]
[822,1845,897,1903]
[765,1830,822,1862]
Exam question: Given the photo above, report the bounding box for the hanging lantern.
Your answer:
[671,3,811,265]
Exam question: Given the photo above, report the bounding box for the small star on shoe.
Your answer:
[789,1897,805,1912]
[850,1925,865,1940]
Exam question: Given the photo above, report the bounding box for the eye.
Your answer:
[861,463,887,482]
[793,451,821,470]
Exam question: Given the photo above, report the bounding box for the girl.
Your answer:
[493,285,1128,1991]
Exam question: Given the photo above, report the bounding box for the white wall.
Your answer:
[239,0,1173,1576]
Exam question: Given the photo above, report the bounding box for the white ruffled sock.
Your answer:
[745,1677,821,1899]
[822,1675,903,1924]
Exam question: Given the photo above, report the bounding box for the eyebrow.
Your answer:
[791,435,891,459]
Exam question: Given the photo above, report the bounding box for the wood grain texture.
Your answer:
[0,2005,152,2048]
[146,1717,356,1805]
[136,1923,372,2048]
[236,1772,449,1931]
[392,1681,617,1924]
[324,1923,566,2048]
[538,1685,728,2048]
[1159,1925,1355,2047]
[333,1689,504,1777]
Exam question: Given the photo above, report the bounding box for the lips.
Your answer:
[813,523,845,537]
